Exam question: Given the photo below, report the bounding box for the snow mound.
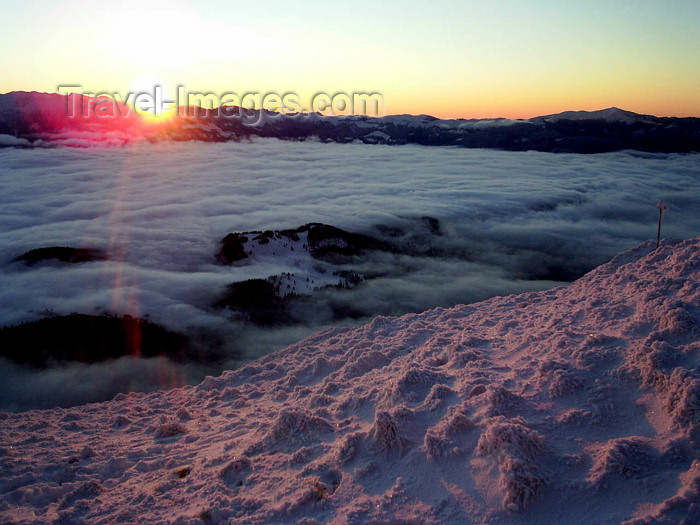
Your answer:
[367,410,409,454]
[475,416,549,511]
[587,436,659,489]
[1,237,700,524]
[245,409,334,454]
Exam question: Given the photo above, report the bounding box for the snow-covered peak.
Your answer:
[534,106,653,124]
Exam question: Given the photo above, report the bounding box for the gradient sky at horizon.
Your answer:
[1,0,698,118]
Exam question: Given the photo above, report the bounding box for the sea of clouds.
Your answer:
[1,139,698,410]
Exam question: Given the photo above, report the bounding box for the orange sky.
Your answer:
[1,0,698,119]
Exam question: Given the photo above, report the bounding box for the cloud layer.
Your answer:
[1,140,698,410]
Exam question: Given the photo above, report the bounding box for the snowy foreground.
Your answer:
[1,237,700,525]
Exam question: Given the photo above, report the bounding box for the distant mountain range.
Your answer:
[1,91,699,153]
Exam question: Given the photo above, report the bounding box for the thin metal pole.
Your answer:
[655,200,667,249]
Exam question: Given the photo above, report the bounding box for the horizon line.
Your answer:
[2,90,700,121]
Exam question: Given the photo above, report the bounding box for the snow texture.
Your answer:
[0,237,699,524]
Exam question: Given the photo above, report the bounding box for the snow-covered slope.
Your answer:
[1,237,699,524]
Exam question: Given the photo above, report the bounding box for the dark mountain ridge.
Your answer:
[1,91,699,153]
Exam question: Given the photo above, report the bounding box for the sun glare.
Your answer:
[128,75,176,123]
[139,105,177,124]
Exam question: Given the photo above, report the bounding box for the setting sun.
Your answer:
[126,75,175,120]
